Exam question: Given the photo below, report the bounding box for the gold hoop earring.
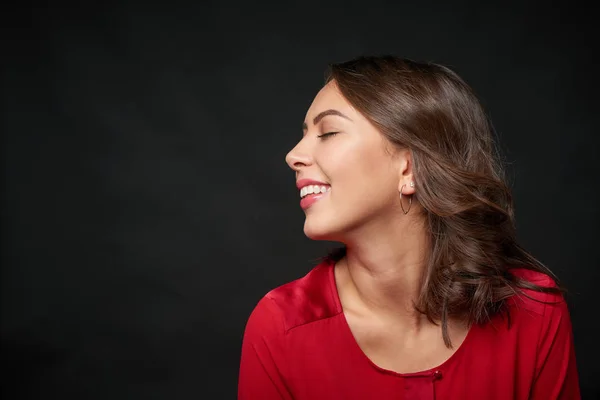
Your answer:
[400,184,412,215]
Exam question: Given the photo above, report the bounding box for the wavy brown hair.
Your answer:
[322,55,563,347]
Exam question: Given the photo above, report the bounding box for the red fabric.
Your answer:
[238,259,580,399]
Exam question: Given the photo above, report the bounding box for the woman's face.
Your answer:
[285,81,412,241]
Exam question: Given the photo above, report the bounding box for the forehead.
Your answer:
[305,81,356,120]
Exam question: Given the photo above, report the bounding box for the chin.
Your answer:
[303,218,343,241]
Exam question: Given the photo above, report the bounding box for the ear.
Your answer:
[397,149,416,195]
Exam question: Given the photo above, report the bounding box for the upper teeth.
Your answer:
[300,185,331,198]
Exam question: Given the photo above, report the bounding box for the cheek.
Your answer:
[318,140,367,178]
[302,170,397,241]
[331,153,398,212]
[316,138,398,207]
[327,144,396,190]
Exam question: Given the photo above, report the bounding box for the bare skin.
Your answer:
[335,257,470,373]
[286,81,470,373]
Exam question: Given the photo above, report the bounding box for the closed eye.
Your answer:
[317,132,339,140]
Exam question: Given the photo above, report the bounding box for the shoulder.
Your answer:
[473,268,572,356]
[245,259,342,335]
[505,267,571,336]
[507,268,578,392]
[510,267,559,297]
[509,267,557,288]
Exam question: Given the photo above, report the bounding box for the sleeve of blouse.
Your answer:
[238,295,293,400]
[529,291,581,400]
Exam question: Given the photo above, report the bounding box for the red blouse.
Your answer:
[238,259,580,399]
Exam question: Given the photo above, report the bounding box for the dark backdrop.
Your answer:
[2,1,597,399]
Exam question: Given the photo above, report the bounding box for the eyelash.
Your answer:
[317,132,339,139]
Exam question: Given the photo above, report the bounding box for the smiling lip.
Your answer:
[296,179,331,210]
[296,178,329,190]
[300,191,329,210]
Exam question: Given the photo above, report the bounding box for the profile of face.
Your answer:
[285,81,416,242]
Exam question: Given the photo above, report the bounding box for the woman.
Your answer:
[238,56,580,399]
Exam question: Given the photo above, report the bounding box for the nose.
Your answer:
[285,141,312,172]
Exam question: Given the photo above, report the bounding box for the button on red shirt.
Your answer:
[238,259,580,399]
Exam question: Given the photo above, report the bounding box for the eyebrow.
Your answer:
[302,109,353,131]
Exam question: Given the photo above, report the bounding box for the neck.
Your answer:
[337,214,430,328]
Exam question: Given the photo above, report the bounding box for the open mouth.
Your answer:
[300,184,331,199]
[299,185,330,209]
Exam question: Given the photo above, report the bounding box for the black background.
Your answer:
[2,1,597,399]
